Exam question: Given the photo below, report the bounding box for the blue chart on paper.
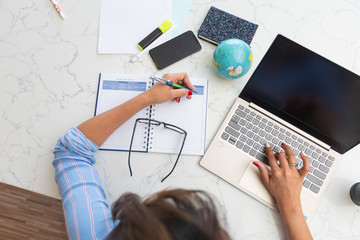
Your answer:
[103,80,147,91]
[193,85,204,95]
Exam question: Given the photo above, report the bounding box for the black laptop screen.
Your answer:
[240,34,360,153]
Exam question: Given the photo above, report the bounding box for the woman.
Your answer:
[53,72,312,240]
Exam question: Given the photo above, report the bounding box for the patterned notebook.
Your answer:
[198,6,258,45]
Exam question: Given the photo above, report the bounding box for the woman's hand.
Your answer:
[253,143,313,240]
[254,143,310,211]
[142,72,194,105]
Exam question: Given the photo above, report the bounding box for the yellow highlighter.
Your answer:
[137,20,172,51]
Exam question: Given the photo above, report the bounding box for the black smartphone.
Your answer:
[149,31,202,70]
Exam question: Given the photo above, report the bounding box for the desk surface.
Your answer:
[1,0,360,239]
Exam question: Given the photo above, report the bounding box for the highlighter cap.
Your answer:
[159,20,172,33]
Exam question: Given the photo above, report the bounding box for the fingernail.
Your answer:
[176,98,180,103]
[265,143,270,148]
[252,161,259,167]
[188,90,192,96]
[281,143,286,147]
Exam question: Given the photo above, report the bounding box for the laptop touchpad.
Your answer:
[238,161,277,209]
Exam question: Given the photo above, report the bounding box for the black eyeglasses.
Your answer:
[128,118,187,182]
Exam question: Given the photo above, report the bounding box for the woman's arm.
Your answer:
[78,73,193,146]
[253,143,313,240]
[53,73,193,239]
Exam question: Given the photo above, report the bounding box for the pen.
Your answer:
[150,75,198,94]
[50,0,66,19]
[138,20,172,51]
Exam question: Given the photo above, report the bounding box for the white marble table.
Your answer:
[1,0,360,239]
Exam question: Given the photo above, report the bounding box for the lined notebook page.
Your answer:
[150,78,208,155]
[95,73,151,151]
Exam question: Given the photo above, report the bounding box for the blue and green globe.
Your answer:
[213,39,253,80]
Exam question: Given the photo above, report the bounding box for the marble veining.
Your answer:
[1,0,360,239]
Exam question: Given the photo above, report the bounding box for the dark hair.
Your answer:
[106,189,229,240]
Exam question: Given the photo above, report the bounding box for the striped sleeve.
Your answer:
[53,127,117,240]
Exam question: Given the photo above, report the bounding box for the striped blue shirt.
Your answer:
[53,127,118,240]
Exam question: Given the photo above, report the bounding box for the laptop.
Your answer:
[200,34,360,222]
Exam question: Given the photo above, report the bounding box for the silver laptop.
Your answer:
[200,34,360,222]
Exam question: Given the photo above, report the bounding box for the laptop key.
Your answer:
[305,148,312,155]
[225,126,240,138]
[239,135,247,142]
[252,118,260,126]
[328,155,335,161]
[228,121,241,130]
[235,109,246,118]
[240,127,247,134]
[278,133,285,140]
[235,141,244,149]
[291,141,299,148]
[306,174,323,186]
[246,139,254,147]
[253,143,261,150]
[246,115,253,122]
[259,122,266,129]
[239,119,246,126]
[310,184,320,194]
[265,134,272,141]
[244,108,250,113]
[228,137,236,145]
[253,135,261,142]
[325,160,333,167]
[303,180,311,188]
[246,131,254,139]
[319,164,330,174]
[249,148,257,157]
[259,130,266,137]
[231,114,240,123]
[311,152,319,159]
[311,160,319,168]
[255,152,268,165]
[298,144,305,152]
[265,126,272,132]
[253,126,260,134]
[318,156,326,163]
[285,137,292,144]
[272,138,280,145]
[242,145,250,153]
[221,132,229,140]
[313,169,326,180]
[246,122,253,130]
[260,138,267,145]
[238,105,244,110]
[271,129,279,137]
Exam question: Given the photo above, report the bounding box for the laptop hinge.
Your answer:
[249,102,331,151]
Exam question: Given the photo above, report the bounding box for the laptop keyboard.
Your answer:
[221,104,335,194]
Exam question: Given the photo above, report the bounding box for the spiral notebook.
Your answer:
[94,73,208,155]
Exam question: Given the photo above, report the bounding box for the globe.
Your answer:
[213,39,253,80]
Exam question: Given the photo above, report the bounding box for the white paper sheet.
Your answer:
[98,0,172,54]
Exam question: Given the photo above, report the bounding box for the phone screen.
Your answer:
[149,31,202,70]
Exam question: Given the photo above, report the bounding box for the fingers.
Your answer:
[172,89,189,102]
[299,152,310,177]
[163,72,195,90]
[280,143,297,168]
[253,161,270,187]
[266,144,279,170]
